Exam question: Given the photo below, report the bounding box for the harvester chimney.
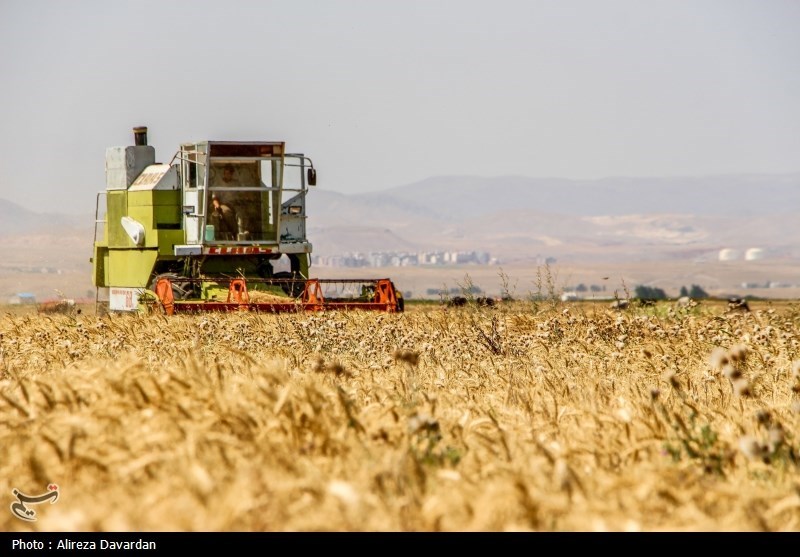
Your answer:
[133,126,148,146]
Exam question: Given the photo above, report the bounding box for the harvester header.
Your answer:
[91,127,403,314]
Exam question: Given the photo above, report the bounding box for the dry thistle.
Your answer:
[312,356,349,377]
[722,364,742,381]
[738,436,769,462]
[709,347,729,370]
[768,424,785,451]
[662,370,680,390]
[732,378,752,397]
[329,362,348,377]
[650,388,661,401]
[408,413,439,435]
[728,344,749,364]
[393,349,420,367]
[755,409,772,426]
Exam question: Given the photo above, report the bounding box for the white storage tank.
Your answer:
[718,248,740,261]
[745,248,765,261]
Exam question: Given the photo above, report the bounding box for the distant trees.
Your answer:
[634,285,668,301]
[563,284,605,293]
[426,286,484,297]
[629,284,710,302]
[679,284,709,299]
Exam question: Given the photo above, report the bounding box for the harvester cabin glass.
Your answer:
[179,141,307,245]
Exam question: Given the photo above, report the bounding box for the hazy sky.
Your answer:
[1,0,798,215]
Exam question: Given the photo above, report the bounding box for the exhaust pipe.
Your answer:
[133,126,148,146]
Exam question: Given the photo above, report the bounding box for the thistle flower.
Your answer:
[311,357,348,376]
[650,388,661,400]
[393,349,420,366]
[709,347,729,370]
[662,370,680,389]
[768,424,785,451]
[408,413,439,435]
[329,361,348,377]
[729,344,748,364]
[722,364,742,381]
[739,436,768,461]
[732,378,752,397]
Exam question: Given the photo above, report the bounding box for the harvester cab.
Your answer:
[91,127,403,314]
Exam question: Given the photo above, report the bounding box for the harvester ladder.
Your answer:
[93,191,107,315]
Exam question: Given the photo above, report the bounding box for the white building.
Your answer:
[745,248,765,261]
[718,248,740,261]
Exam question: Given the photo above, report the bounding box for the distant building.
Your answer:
[718,248,740,261]
[745,248,765,261]
[312,250,494,268]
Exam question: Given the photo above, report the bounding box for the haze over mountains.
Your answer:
[0,198,85,237]
[1,172,798,301]
[304,173,800,263]
[2,172,799,262]
[363,173,800,218]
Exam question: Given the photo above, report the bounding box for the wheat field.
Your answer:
[1,298,799,532]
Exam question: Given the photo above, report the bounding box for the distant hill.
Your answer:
[2,171,799,261]
[0,198,87,237]
[305,173,800,259]
[1,174,799,301]
[356,173,800,219]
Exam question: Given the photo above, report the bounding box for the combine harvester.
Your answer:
[91,127,403,315]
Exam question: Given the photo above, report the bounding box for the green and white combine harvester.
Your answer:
[91,127,403,315]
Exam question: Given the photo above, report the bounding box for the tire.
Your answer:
[150,273,195,300]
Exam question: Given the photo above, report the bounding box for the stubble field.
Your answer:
[1,299,799,532]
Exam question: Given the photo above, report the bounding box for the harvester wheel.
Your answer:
[150,274,195,301]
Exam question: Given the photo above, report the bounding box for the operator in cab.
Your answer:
[209,164,240,240]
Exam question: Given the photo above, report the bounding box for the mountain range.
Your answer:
[303,173,800,262]
[2,172,799,264]
[2,172,799,300]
